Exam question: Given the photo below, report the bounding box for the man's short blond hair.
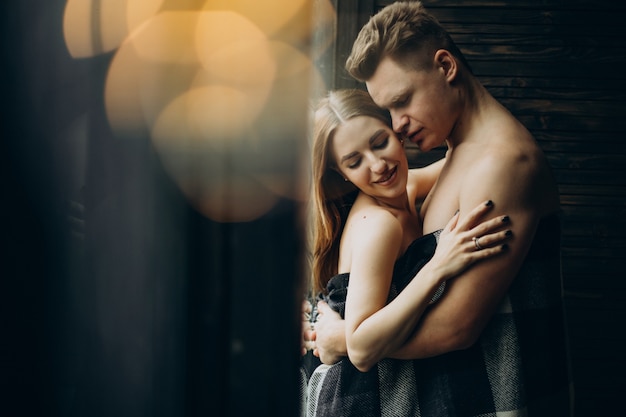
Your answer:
[346,1,471,81]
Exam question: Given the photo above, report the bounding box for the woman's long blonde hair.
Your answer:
[311,89,392,294]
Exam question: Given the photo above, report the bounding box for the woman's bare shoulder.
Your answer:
[339,197,403,272]
[346,196,402,240]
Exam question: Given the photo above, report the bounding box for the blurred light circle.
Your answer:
[195,11,277,88]
[63,0,164,58]
[104,31,198,138]
[256,41,322,137]
[128,11,202,63]
[105,11,213,138]
[190,69,273,135]
[104,42,148,137]
[243,41,323,202]
[202,0,308,37]
[126,0,165,30]
[198,38,276,89]
[189,176,279,223]
[151,84,256,147]
[150,84,276,222]
[70,1,316,223]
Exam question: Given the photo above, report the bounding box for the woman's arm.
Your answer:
[408,157,445,200]
[342,201,510,372]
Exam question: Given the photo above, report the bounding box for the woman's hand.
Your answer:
[302,300,316,355]
[429,200,512,282]
[312,301,347,365]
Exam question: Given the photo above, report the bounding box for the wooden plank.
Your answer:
[553,169,626,185]
[559,184,626,197]
[332,0,375,89]
[498,98,626,117]
[562,223,625,240]
[470,60,626,79]
[538,140,626,154]
[564,275,626,291]
[545,153,626,171]
[480,75,626,91]
[380,0,626,10]
[460,45,626,67]
[486,86,626,102]
[519,114,626,132]
[560,205,626,222]
[454,33,626,49]
[425,7,626,26]
[563,256,623,274]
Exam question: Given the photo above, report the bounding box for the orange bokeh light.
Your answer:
[64,0,321,222]
[63,0,164,58]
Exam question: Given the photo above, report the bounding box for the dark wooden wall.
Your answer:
[328,0,626,415]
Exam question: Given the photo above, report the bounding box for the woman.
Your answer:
[303,89,512,416]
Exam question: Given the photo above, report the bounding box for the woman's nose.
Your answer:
[371,157,387,173]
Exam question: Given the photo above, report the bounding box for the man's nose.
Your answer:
[391,113,408,134]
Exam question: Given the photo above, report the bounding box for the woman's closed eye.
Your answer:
[347,157,362,169]
[372,136,389,150]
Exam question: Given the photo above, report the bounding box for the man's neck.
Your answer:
[447,79,496,149]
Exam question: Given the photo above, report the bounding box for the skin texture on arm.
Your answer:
[335,198,511,371]
[342,208,439,371]
[407,157,445,201]
[311,156,502,364]
[391,144,556,359]
[332,158,444,369]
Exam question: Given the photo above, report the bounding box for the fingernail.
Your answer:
[501,215,510,223]
[485,200,493,207]
[501,244,509,251]
[505,230,513,237]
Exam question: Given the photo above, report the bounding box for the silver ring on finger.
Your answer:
[473,236,483,250]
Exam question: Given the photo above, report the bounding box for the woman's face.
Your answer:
[331,115,408,200]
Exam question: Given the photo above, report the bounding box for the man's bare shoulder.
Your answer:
[473,143,540,179]
[457,135,557,216]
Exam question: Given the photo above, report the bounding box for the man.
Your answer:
[311,2,572,415]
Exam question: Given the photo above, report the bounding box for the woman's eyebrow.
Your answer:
[340,151,359,164]
[369,129,386,144]
[340,129,386,164]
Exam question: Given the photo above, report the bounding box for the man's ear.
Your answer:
[434,49,457,82]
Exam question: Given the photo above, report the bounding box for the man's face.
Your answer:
[366,56,456,152]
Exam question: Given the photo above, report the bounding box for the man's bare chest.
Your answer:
[420,171,462,234]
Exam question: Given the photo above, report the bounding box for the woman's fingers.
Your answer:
[471,228,512,251]
[469,213,511,240]
[456,199,512,243]
[468,239,509,261]
[455,200,495,230]
[443,209,460,232]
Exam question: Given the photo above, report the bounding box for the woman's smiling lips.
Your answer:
[374,166,397,184]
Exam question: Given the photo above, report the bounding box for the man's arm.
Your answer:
[391,150,549,359]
